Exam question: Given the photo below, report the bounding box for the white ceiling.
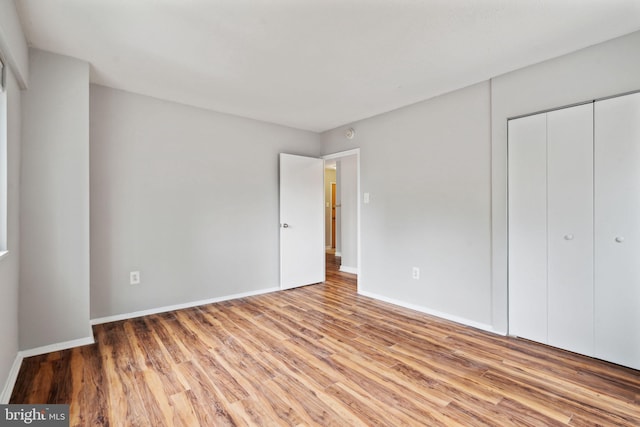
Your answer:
[16,0,640,132]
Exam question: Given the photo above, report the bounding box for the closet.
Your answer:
[508,92,640,370]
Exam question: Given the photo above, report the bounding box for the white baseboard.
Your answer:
[339,265,358,275]
[1,353,23,404]
[19,336,96,359]
[358,289,498,335]
[91,286,280,325]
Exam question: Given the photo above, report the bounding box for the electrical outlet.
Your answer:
[130,271,141,285]
[412,267,420,280]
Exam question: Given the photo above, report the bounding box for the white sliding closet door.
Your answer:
[594,92,640,370]
[547,104,594,355]
[508,113,548,344]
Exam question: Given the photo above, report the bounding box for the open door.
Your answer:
[279,153,325,289]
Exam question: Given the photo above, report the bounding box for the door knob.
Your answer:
[564,234,574,241]
[615,236,624,243]
[282,223,289,228]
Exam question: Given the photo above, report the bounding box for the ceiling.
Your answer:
[16,0,640,132]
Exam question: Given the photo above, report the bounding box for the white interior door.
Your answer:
[279,153,325,290]
[547,103,594,356]
[594,92,640,370]
[508,113,548,344]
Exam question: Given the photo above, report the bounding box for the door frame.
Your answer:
[322,148,361,290]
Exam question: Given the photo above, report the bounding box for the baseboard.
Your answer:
[91,286,280,325]
[339,265,358,275]
[19,336,96,359]
[0,353,23,404]
[358,289,497,334]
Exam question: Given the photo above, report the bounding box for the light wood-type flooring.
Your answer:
[11,253,640,426]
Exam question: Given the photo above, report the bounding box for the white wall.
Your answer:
[20,49,92,350]
[491,30,640,334]
[321,82,493,330]
[90,85,321,319]
[0,67,21,402]
[338,155,357,273]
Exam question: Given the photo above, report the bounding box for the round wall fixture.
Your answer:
[345,128,356,139]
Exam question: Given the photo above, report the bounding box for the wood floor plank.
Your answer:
[77,344,108,426]
[168,391,200,427]
[9,253,640,426]
[30,359,54,404]
[323,381,417,427]
[68,348,83,424]
[145,314,192,365]
[247,377,306,426]
[326,352,453,426]
[175,360,239,426]
[388,341,504,404]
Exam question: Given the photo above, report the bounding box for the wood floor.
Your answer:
[11,254,640,426]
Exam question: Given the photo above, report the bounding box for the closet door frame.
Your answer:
[508,90,640,371]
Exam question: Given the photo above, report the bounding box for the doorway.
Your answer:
[278,149,360,290]
[323,149,360,279]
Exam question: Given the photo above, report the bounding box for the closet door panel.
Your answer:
[547,104,594,356]
[508,113,548,343]
[594,92,640,370]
